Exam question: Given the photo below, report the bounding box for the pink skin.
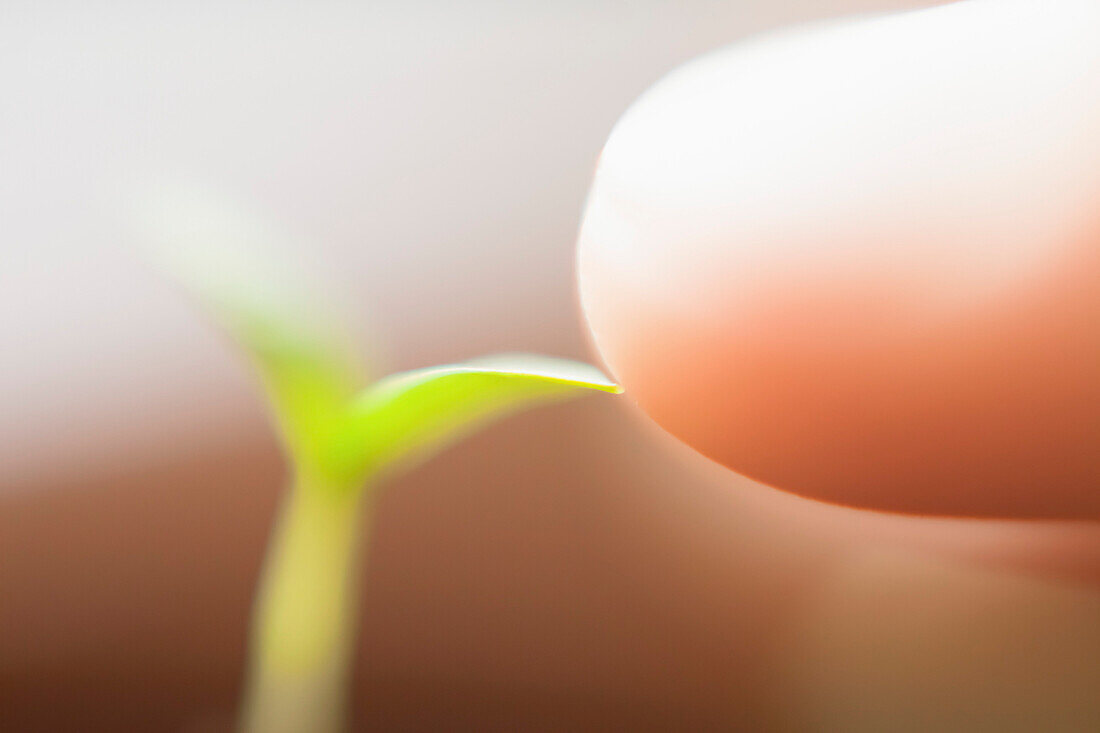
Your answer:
[578,0,1100,519]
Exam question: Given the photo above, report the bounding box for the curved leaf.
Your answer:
[327,354,621,482]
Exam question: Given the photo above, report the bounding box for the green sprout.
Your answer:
[134,189,620,733]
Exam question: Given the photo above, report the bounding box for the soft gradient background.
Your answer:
[2,1,1098,730]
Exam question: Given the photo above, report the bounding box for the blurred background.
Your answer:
[2,1,1099,730]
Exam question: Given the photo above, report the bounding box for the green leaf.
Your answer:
[326,354,621,483]
[131,185,366,468]
[130,186,620,489]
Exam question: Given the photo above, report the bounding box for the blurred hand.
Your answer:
[578,0,1100,518]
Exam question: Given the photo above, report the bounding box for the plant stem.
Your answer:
[240,472,370,733]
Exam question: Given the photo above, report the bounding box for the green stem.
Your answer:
[240,472,370,733]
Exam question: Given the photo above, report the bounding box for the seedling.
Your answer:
[136,190,620,733]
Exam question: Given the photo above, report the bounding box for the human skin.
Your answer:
[578,0,1100,518]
